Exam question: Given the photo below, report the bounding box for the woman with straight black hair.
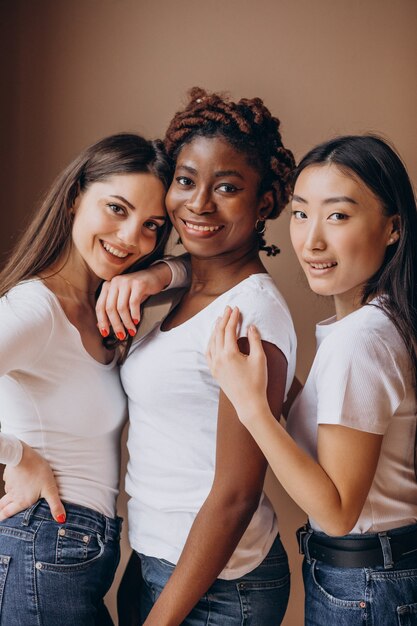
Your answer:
[208,134,417,625]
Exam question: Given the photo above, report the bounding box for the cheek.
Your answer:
[289,226,303,258]
[165,187,179,214]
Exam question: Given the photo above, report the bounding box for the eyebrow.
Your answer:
[177,164,244,180]
[292,194,358,205]
[109,195,166,221]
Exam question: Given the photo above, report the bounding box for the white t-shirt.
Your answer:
[0,280,127,517]
[286,301,417,534]
[122,273,296,579]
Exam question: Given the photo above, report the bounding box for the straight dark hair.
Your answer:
[294,134,417,473]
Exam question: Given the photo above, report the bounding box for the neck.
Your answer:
[334,287,364,320]
[189,245,265,296]
[40,252,100,304]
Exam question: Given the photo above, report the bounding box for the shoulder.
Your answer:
[224,274,296,361]
[226,274,291,317]
[319,303,406,366]
[1,280,55,330]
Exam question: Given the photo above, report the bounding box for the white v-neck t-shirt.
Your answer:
[122,273,296,579]
[0,280,127,517]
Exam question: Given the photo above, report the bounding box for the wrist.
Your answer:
[237,397,273,427]
[151,261,172,290]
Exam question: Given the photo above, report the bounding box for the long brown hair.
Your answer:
[0,133,173,297]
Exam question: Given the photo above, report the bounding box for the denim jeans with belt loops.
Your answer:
[138,533,290,625]
[302,522,417,626]
[0,498,122,626]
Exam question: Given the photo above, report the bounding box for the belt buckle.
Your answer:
[296,525,309,555]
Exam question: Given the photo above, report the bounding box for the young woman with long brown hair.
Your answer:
[0,132,174,625]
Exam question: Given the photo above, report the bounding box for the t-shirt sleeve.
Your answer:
[227,285,295,365]
[159,255,191,290]
[316,327,406,434]
[0,285,54,376]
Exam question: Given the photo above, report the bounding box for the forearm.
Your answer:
[143,492,257,626]
[0,434,23,466]
[242,401,353,535]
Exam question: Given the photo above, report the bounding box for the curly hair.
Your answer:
[165,87,295,255]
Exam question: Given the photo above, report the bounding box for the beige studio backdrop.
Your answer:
[1,1,416,624]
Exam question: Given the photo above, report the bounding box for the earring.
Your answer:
[388,234,399,245]
[255,219,266,235]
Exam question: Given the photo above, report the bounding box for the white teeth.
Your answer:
[185,221,221,232]
[102,242,129,258]
[310,262,336,269]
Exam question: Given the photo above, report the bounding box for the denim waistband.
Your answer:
[21,499,122,543]
[297,522,417,569]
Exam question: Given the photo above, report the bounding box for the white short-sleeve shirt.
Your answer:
[122,273,296,579]
[287,301,417,534]
[0,280,127,517]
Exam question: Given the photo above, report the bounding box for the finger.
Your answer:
[95,283,111,337]
[247,325,265,360]
[43,488,66,523]
[215,307,232,352]
[224,307,241,352]
[0,492,13,514]
[105,287,127,341]
[0,498,28,520]
[116,285,137,336]
[128,285,145,326]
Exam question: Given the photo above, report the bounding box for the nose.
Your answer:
[185,187,216,215]
[116,218,145,251]
[304,219,326,251]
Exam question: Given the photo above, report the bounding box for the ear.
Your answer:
[387,215,401,246]
[69,182,82,216]
[257,190,274,220]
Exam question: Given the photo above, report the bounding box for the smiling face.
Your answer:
[70,173,167,281]
[165,136,273,260]
[290,164,399,318]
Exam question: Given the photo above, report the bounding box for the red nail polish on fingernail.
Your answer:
[128,329,136,337]
[56,514,66,524]
[100,328,109,337]
[133,319,139,325]
[116,331,126,340]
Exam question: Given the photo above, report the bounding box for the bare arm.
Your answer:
[142,338,288,626]
[96,256,190,339]
[207,306,383,537]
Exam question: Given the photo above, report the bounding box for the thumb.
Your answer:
[43,483,66,524]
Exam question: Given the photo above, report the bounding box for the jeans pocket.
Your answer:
[36,525,105,573]
[56,527,102,565]
[309,560,364,608]
[236,573,291,626]
[0,555,11,612]
[398,603,417,626]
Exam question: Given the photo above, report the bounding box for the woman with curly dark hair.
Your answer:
[106,87,296,625]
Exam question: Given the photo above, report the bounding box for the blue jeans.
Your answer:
[0,499,121,626]
[138,534,290,625]
[303,523,417,626]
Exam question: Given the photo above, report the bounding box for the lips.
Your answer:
[100,240,131,261]
[183,219,223,232]
[179,219,225,239]
[307,261,337,269]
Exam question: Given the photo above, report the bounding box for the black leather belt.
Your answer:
[297,524,417,568]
